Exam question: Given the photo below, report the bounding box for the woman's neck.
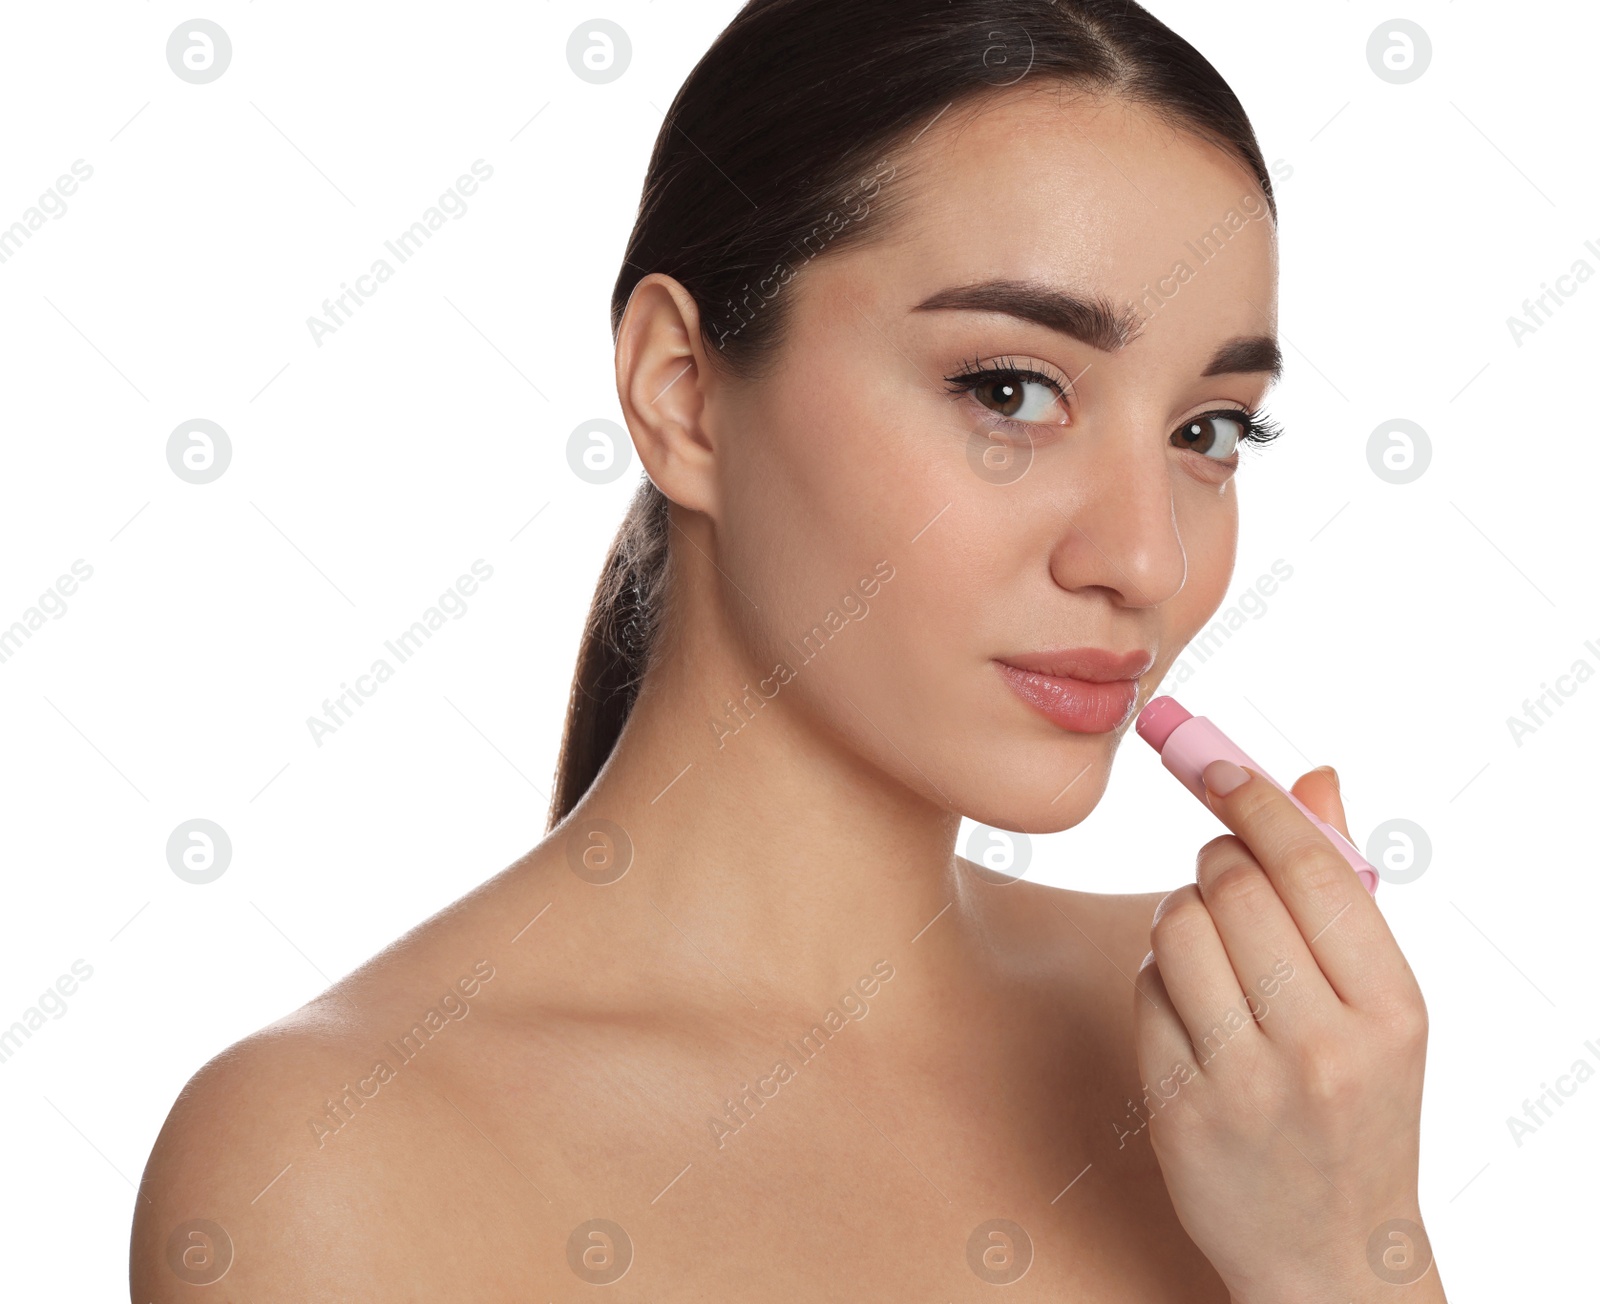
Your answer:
[552,619,974,1016]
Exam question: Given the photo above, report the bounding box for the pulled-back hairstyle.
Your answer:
[548,0,1275,828]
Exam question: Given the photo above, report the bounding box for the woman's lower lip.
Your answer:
[994,662,1140,733]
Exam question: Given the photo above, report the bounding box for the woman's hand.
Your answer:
[1134,761,1445,1304]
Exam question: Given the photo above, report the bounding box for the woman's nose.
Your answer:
[1043,437,1189,608]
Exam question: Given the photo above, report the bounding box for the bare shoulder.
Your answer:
[968,874,1175,1043]
[131,853,563,1300]
[131,1006,398,1299]
[1018,879,1168,949]
[970,866,1170,978]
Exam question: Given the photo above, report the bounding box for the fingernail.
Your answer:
[1315,764,1341,791]
[1202,759,1250,796]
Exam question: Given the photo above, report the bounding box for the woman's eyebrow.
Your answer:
[1201,334,1282,380]
[911,279,1139,352]
[910,277,1282,380]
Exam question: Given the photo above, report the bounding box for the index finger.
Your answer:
[1200,759,1410,1009]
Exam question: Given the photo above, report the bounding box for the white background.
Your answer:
[1,1,1592,1297]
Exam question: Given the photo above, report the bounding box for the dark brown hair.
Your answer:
[547,0,1275,829]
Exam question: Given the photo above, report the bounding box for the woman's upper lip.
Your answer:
[996,647,1155,683]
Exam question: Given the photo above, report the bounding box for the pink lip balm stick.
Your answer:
[1135,695,1379,895]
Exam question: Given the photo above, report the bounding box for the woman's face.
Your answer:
[704,86,1280,833]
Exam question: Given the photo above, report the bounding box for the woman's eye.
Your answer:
[1172,411,1247,461]
[965,371,1069,426]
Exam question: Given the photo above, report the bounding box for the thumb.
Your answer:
[1290,765,1349,842]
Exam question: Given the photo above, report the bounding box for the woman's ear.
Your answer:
[614,273,719,515]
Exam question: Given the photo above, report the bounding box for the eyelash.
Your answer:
[942,356,1286,453]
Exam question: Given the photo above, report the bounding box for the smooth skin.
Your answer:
[131,85,1441,1301]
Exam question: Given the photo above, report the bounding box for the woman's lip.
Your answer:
[997,646,1155,682]
[994,660,1141,734]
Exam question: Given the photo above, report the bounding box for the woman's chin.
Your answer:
[955,779,1113,840]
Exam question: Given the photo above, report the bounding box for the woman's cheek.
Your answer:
[1166,496,1239,644]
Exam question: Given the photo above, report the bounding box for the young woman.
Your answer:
[133,2,1442,1298]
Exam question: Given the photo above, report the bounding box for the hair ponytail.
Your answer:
[548,477,671,830]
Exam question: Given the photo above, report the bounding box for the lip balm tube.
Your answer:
[1135,695,1379,896]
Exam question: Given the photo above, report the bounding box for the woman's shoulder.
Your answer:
[978,870,1168,962]
[976,874,1171,1011]
[1015,878,1168,933]
[130,997,396,1294]
[129,856,560,1295]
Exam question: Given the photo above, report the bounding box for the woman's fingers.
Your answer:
[1132,949,1201,1098]
[1199,760,1415,1011]
[1192,834,1331,1035]
[1290,766,1348,842]
[1144,884,1264,1065]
